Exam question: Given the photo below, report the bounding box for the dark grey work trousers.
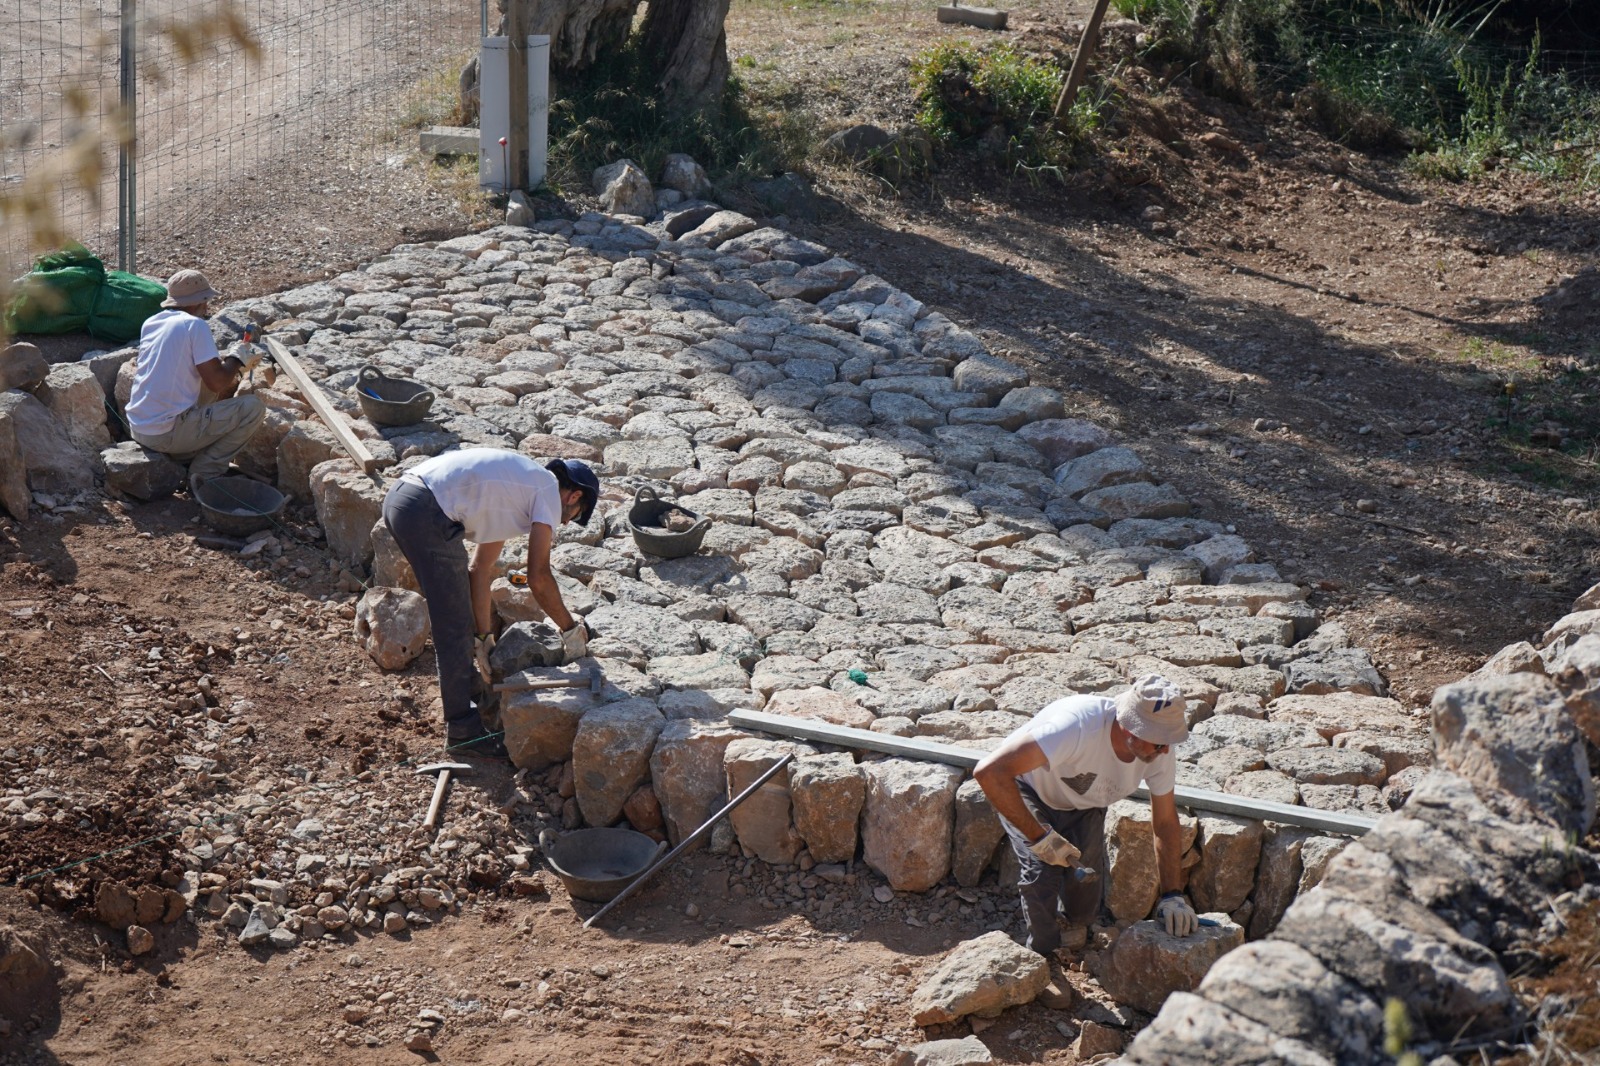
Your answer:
[381,478,483,740]
[997,781,1108,955]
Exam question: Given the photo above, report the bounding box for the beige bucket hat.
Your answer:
[161,269,220,309]
[1114,674,1188,747]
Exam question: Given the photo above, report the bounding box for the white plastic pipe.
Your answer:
[478,37,511,191]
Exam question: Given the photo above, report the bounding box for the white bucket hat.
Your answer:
[1114,674,1188,747]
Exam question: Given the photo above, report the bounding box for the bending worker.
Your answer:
[126,269,265,493]
[382,448,600,759]
[974,674,1199,957]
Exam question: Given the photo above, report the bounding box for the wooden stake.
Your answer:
[1053,0,1112,123]
[262,336,383,477]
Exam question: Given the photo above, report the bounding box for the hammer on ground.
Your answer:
[416,761,471,830]
[493,668,602,695]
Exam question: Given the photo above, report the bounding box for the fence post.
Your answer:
[1053,0,1111,125]
[117,0,137,273]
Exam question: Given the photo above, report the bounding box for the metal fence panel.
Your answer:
[2,0,476,275]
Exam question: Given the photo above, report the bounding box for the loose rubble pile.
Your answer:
[1115,595,1600,1065]
[2,158,1434,984]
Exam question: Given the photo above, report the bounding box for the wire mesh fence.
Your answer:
[1,0,478,277]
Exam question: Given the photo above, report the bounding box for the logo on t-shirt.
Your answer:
[1060,772,1098,795]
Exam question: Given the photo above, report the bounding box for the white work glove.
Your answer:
[233,342,265,371]
[473,633,496,684]
[1027,830,1082,868]
[560,622,588,663]
[1156,892,1198,937]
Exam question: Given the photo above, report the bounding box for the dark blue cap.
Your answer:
[545,458,600,526]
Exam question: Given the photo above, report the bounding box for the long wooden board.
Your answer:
[726,709,1380,837]
[262,336,382,477]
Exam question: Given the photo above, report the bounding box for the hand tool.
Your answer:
[582,753,794,929]
[494,667,602,695]
[415,761,471,830]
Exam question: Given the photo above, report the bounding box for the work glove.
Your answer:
[1027,830,1081,868]
[473,632,496,684]
[233,342,265,371]
[560,622,588,663]
[1156,892,1198,937]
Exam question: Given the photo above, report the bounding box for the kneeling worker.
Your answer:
[974,674,1199,961]
[126,269,266,493]
[382,448,600,759]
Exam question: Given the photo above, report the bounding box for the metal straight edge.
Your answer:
[726,709,1380,838]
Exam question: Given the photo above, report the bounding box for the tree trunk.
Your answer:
[498,0,642,73]
[638,0,733,113]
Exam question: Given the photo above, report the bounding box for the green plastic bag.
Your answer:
[3,242,168,343]
[4,243,106,336]
[90,269,168,343]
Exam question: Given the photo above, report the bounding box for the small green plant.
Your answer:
[1383,998,1424,1066]
[909,41,1107,175]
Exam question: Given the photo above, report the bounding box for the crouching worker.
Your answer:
[382,448,599,759]
[974,674,1199,965]
[126,269,266,494]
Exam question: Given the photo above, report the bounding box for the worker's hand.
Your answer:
[560,622,588,663]
[234,342,265,371]
[1027,830,1081,868]
[1156,892,1198,937]
[473,632,496,684]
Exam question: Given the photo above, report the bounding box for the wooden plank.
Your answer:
[726,709,1379,837]
[935,5,1008,30]
[262,336,383,477]
[420,125,479,155]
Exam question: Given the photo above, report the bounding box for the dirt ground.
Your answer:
[4,1,1600,1063]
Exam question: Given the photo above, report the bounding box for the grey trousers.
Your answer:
[131,394,266,489]
[381,478,484,739]
[998,782,1108,955]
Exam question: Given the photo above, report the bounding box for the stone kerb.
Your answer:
[180,194,1441,965]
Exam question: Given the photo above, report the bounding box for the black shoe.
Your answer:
[446,732,510,760]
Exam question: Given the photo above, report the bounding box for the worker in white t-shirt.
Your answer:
[126,269,265,493]
[381,448,599,759]
[975,674,1198,970]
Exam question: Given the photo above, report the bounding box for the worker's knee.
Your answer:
[239,392,266,427]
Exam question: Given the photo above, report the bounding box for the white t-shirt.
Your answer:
[409,448,561,543]
[126,309,221,433]
[1015,695,1177,811]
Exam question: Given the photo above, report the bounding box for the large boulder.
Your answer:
[100,441,185,501]
[1095,916,1245,1015]
[502,688,599,770]
[1191,940,1385,1064]
[370,518,419,592]
[1431,673,1594,837]
[572,698,665,826]
[0,399,31,519]
[725,738,811,864]
[0,342,48,391]
[276,419,340,500]
[658,153,711,198]
[308,458,385,569]
[0,392,97,494]
[909,930,1049,1026]
[789,752,866,864]
[1187,814,1263,914]
[951,778,1004,888]
[1545,633,1600,749]
[37,363,109,451]
[1105,799,1198,922]
[649,719,746,847]
[593,159,656,217]
[861,758,963,892]
[352,587,429,670]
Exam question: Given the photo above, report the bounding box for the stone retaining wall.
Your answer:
[91,206,1439,937]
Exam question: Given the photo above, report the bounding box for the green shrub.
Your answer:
[909,41,1105,176]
